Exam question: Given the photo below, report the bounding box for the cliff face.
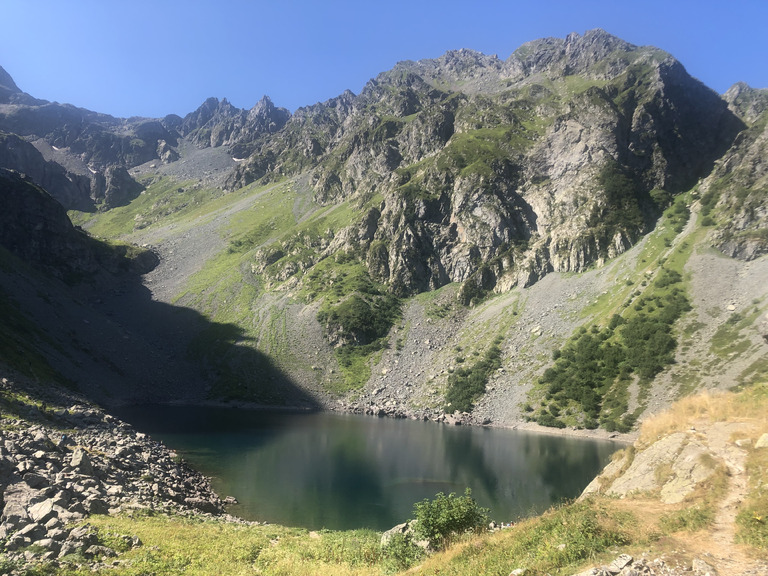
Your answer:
[703,84,768,260]
[0,30,749,292]
[0,168,100,279]
[231,29,742,297]
[0,168,156,280]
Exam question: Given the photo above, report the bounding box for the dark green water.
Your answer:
[114,406,620,531]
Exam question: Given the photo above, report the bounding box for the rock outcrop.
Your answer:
[180,95,290,150]
[0,168,155,279]
[703,85,768,260]
[0,132,93,211]
[230,29,743,298]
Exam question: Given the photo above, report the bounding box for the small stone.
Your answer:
[608,554,633,572]
[85,544,117,558]
[692,557,718,575]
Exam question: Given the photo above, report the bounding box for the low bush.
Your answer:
[444,337,503,412]
[533,265,690,431]
[412,489,490,551]
[381,532,425,573]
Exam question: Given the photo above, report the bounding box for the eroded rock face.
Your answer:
[581,422,751,505]
[180,95,290,150]
[230,30,742,298]
[0,168,155,278]
[90,165,144,209]
[704,87,768,261]
[0,132,93,210]
[0,168,100,278]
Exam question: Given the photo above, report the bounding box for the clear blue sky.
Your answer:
[1,0,766,119]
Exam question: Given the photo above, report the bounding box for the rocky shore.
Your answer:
[0,374,238,574]
[332,399,637,444]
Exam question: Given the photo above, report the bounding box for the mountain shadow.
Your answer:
[0,168,319,410]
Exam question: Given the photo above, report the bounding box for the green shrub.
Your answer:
[412,489,490,550]
[533,266,690,430]
[444,338,503,413]
[381,532,425,573]
[590,160,646,254]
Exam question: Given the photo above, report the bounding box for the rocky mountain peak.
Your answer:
[0,65,42,106]
[0,65,20,93]
[511,28,652,81]
[247,95,290,132]
[724,82,768,123]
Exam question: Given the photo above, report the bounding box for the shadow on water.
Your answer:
[443,428,499,496]
[115,406,622,531]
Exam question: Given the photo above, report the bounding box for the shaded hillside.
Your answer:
[0,168,316,408]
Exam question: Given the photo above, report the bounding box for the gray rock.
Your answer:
[660,441,715,504]
[183,497,220,514]
[84,497,109,515]
[603,433,687,496]
[58,540,86,558]
[36,538,61,554]
[22,471,49,488]
[17,521,46,540]
[607,554,633,573]
[85,544,118,558]
[381,521,410,547]
[70,447,94,475]
[4,533,31,551]
[28,498,57,523]
[692,557,718,575]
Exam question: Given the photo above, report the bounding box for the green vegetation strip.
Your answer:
[308,257,401,393]
[530,267,691,432]
[444,336,503,413]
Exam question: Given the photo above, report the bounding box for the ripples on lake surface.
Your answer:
[114,406,621,530]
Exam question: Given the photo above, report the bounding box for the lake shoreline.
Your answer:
[108,396,637,445]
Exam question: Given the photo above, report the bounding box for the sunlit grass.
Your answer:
[66,514,382,576]
[638,383,768,448]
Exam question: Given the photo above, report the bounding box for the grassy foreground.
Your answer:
[11,383,768,576]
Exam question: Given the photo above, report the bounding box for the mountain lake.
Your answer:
[113,406,621,531]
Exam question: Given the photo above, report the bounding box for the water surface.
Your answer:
[115,406,620,530]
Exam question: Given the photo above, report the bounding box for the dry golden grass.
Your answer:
[638,383,768,448]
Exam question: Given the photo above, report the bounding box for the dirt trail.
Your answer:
[688,422,763,576]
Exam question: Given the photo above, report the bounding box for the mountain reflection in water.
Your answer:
[113,406,620,530]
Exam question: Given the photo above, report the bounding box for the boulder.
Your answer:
[27,498,57,523]
[381,521,410,547]
[70,447,94,475]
